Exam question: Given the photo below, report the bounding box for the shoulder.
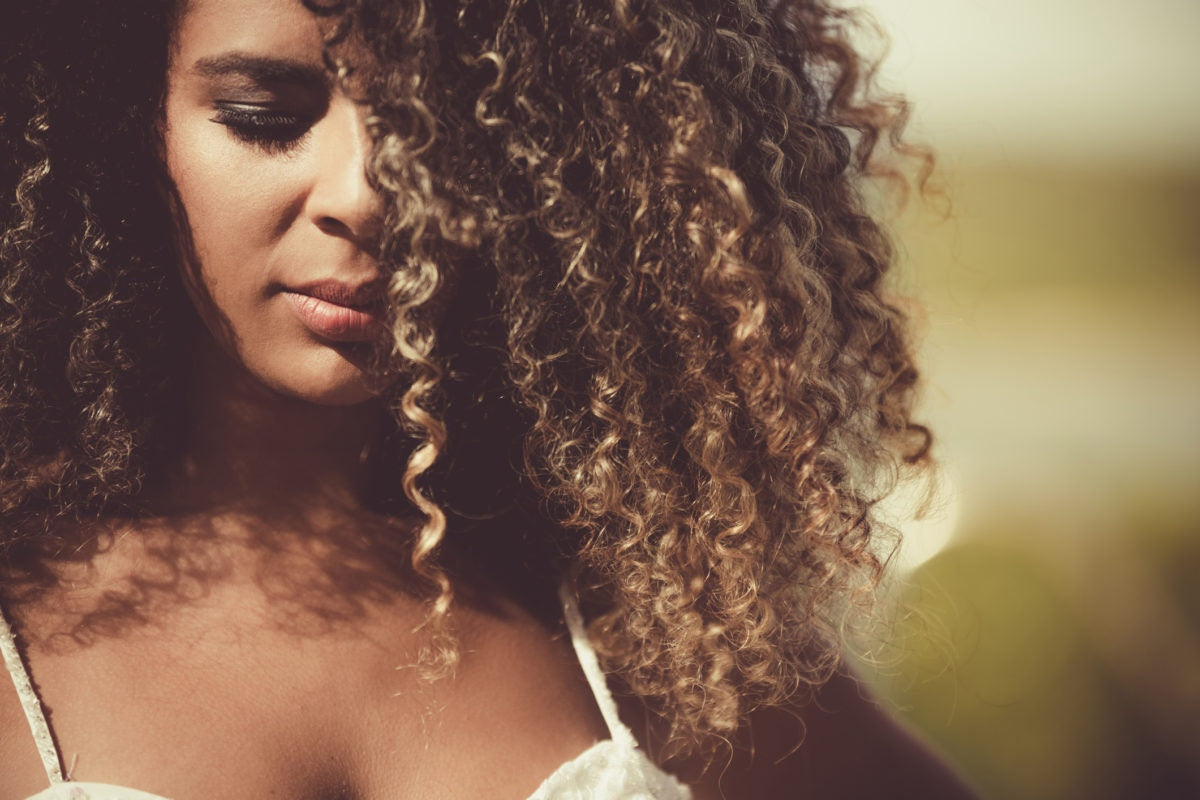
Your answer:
[0,623,57,800]
[688,669,981,800]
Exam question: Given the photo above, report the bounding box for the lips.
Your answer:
[283,279,385,342]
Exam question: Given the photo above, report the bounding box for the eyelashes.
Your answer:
[211,103,313,154]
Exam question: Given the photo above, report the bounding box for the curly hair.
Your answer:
[1,0,930,764]
[0,2,190,546]
[346,0,931,759]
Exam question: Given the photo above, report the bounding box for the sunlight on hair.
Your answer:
[877,465,959,575]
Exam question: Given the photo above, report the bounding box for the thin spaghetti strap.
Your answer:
[557,583,637,749]
[0,601,65,785]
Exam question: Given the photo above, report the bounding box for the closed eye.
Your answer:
[211,103,313,154]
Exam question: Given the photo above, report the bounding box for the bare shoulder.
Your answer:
[0,652,54,800]
[689,669,981,800]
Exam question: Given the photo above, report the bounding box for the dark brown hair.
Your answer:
[348,0,931,758]
[1,0,931,762]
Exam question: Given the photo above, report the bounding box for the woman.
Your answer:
[0,0,975,797]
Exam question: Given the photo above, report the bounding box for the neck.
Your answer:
[154,337,387,519]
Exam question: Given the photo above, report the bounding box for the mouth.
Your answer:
[283,279,386,342]
[291,279,386,309]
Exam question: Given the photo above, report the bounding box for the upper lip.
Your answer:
[287,279,386,310]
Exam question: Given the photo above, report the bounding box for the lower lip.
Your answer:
[283,291,383,342]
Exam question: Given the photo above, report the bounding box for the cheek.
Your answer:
[160,99,375,405]
[165,117,304,286]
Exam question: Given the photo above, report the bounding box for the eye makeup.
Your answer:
[211,103,313,153]
[193,51,331,154]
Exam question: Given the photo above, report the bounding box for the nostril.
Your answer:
[316,215,352,235]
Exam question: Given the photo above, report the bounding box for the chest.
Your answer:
[0,596,611,800]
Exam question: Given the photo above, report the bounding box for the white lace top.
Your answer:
[0,586,691,800]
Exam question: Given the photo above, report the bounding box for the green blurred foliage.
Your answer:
[874,539,1199,800]
[862,157,1200,799]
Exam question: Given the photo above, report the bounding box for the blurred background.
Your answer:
[854,1,1200,798]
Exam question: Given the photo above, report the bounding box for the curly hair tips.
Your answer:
[1,0,931,762]
[346,0,931,758]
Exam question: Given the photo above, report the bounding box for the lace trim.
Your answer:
[23,781,173,800]
[528,739,692,799]
[2,586,690,800]
[540,586,693,799]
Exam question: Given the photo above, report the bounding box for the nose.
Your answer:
[305,95,382,249]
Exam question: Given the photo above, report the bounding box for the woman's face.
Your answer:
[164,0,385,406]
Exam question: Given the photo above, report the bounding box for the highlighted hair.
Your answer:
[347,0,931,757]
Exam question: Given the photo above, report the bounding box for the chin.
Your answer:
[256,351,381,407]
[278,372,378,407]
[288,380,378,407]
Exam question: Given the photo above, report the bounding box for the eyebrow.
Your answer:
[192,53,329,86]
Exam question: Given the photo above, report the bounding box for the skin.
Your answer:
[164,0,385,407]
[0,1,981,797]
[0,1,609,798]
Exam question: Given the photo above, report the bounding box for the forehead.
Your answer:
[171,0,327,67]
